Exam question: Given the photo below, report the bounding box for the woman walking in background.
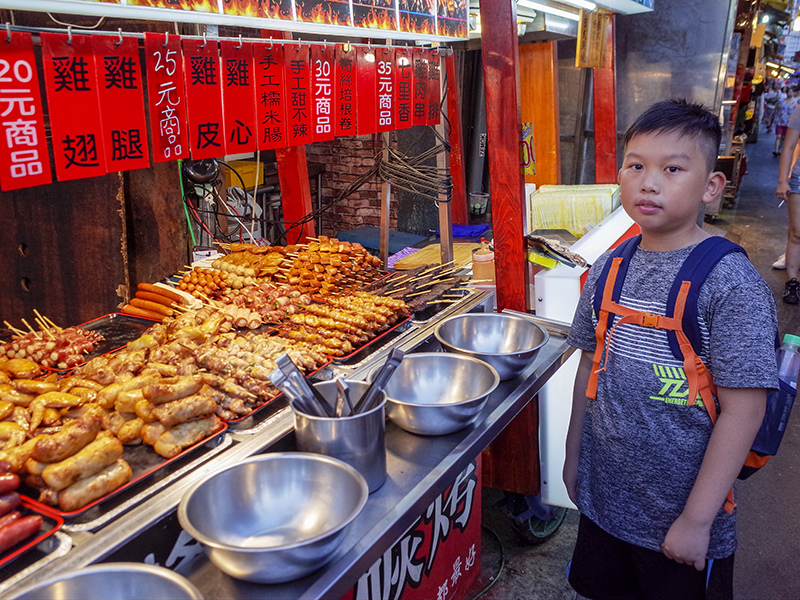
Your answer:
[774,85,799,157]
[763,80,780,133]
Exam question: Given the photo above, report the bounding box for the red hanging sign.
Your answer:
[41,32,107,181]
[254,43,288,150]
[334,44,357,137]
[426,50,441,125]
[0,31,52,191]
[221,40,256,154]
[376,47,395,133]
[412,47,428,126]
[92,35,150,172]
[144,32,189,163]
[395,48,413,130]
[285,44,312,146]
[310,44,335,142]
[183,38,226,160]
[355,46,377,136]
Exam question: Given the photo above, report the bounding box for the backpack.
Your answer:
[586,234,794,514]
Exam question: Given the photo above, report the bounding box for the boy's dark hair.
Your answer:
[622,99,721,171]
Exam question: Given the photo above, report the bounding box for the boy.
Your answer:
[563,99,778,600]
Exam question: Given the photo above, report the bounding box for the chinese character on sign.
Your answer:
[451,556,463,586]
[144,32,188,162]
[111,129,145,160]
[225,58,250,86]
[104,56,138,89]
[311,45,334,141]
[62,133,99,168]
[465,544,476,570]
[254,44,287,150]
[376,50,394,131]
[190,55,218,85]
[229,119,252,145]
[52,56,91,91]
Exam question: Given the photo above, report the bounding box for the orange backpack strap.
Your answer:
[587,257,624,400]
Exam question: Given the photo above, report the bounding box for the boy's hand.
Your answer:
[562,454,578,505]
[662,513,710,571]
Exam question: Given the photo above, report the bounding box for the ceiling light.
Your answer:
[766,61,780,68]
[517,0,580,21]
[558,0,596,9]
[761,14,770,24]
[793,16,800,31]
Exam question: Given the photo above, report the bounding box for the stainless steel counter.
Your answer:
[1,300,575,600]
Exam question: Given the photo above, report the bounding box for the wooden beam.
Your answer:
[520,42,560,186]
[480,0,527,313]
[593,15,617,185]
[445,53,469,225]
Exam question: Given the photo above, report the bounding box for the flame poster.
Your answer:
[436,0,468,38]
[295,0,352,26]
[399,0,435,36]
[223,0,294,19]
[127,0,219,12]
[352,0,397,31]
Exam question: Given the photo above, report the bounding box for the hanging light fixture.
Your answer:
[516,0,581,21]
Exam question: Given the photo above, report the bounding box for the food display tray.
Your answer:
[0,497,63,574]
[21,422,228,522]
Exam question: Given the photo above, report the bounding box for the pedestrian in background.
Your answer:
[763,80,780,133]
[774,85,799,157]
[775,102,800,303]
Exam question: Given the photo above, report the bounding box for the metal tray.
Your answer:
[21,422,228,521]
[0,497,63,574]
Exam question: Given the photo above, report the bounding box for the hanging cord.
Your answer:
[46,12,105,29]
[178,160,198,247]
[378,141,452,202]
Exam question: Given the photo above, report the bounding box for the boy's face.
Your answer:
[618,131,724,246]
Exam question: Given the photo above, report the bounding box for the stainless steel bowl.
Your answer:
[10,563,203,600]
[371,352,499,435]
[435,313,549,380]
[177,453,368,584]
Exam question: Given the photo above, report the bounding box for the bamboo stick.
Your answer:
[20,319,40,338]
[3,320,27,337]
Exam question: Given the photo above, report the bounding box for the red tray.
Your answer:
[0,496,63,570]
[331,315,412,363]
[21,421,227,518]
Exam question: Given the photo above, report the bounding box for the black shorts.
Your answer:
[568,514,734,600]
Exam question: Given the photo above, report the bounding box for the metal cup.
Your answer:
[292,380,387,493]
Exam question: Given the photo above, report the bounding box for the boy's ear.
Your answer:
[702,171,727,205]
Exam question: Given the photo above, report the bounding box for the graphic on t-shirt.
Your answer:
[650,363,706,407]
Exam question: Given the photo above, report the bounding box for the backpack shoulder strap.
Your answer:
[593,234,642,327]
[665,236,747,358]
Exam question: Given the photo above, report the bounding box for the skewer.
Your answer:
[406,289,433,297]
[442,294,464,298]
[33,309,60,332]
[426,299,459,304]
[385,287,407,295]
[3,320,28,337]
[33,317,57,340]
[20,319,41,338]
[433,266,463,279]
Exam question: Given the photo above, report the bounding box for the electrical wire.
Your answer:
[46,13,105,29]
[464,526,506,600]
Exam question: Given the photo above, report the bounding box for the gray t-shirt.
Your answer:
[567,243,778,559]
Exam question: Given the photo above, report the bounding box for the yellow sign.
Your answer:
[576,10,610,69]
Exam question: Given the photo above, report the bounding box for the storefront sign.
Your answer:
[144,32,189,162]
[254,42,288,150]
[183,38,226,159]
[334,44,357,137]
[412,48,428,127]
[426,50,440,125]
[92,34,150,172]
[41,32,107,181]
[376,47,395,133]
[221,40,256,154]
[342,459,482,600]
[311,44,335,142]
[395,48,413,130]
[356,46,377,136]
[0,31,52,191]
[285,43,312,146]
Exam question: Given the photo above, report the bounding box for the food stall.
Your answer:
[0,0,634,595]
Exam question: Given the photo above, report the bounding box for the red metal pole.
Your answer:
[593,15,617,185]
[445,53,469,225]
[480,0,527,313]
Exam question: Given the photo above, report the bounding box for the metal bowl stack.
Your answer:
[372,352,499,435]
[435,313,550,380]
[177,453,368,584]
[9,563,203,600]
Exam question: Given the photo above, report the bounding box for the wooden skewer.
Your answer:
[427,299,459,304]
[3,320,27,337]
[442,294,464,298]
[385,287,407,295]
[20,318,41,338]
[33,317,56,339]
[470,279,495,284]
[406,289,433,297]
[433,266,463,279]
